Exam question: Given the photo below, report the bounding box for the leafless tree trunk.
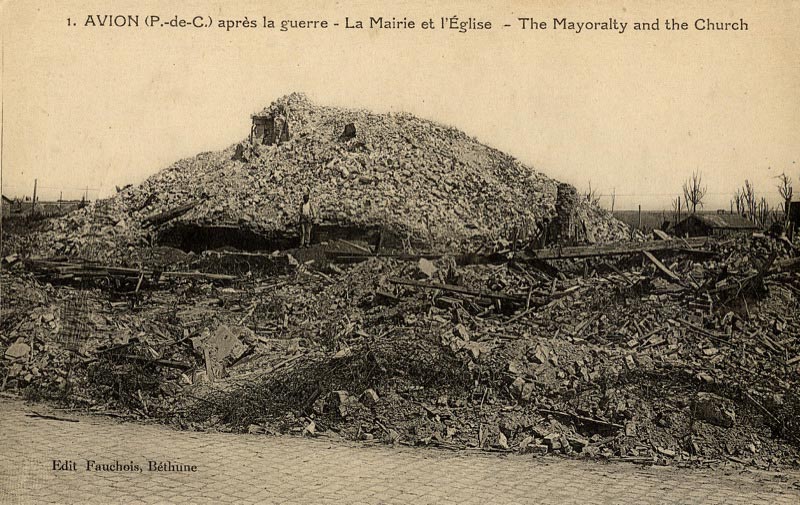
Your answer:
[584,181,600,206]
[777,172,793,229]
[733,188,744,216]
[742,180,757,223]
[757,197,769,227]
[682,171,707,214]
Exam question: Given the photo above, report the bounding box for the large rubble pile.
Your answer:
[15,93,628,262]
[3,94,797,471]
[3,231,799,470]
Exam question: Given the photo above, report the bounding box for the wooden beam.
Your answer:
[519,237,710,261]
[641,250,682,282]
[387,277,524,303]
[142,201,198,226]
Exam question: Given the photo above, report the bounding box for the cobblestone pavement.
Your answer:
[2,399,799,504]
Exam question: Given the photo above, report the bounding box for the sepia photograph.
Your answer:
[1,0,799,503]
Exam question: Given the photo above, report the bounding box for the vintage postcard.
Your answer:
[1,0,799,503]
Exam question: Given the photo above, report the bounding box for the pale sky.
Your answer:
[2,0,798,210]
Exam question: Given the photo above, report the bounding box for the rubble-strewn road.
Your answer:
[1,400,798,504]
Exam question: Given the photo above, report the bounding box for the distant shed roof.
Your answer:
[682,213,759,229]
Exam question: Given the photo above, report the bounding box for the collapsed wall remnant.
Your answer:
[250,110,290,146]
[554,183,585,245]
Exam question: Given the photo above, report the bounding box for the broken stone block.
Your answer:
[454,323,470,341]
[519,436,534,453]
[567,435,589,451]
[543,433,562,450]
[529,445,549,456]
[194,325,250,381]
[694,392,736,428]
[331,390,351,417]
[332,346,353,359]
[462,341,487,361]
[584,445,601,458]
[417,258,437,278]
[361,388,380,407]
[560,434,573,454]
[511,377,526,396]
[657,447,676,458]
[529,345,547,365]
[497,432,509,449]
[520,382,535,402]
[5,340,31,360]
[330,390,362,419]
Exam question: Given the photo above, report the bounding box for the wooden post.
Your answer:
[638,204,642,230]
[30,179,37,216]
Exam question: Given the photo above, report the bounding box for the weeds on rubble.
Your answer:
[186,333,473,431]
[86,356,161,415]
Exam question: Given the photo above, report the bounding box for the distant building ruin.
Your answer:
[673,213,760,237]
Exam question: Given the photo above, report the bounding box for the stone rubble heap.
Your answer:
[20,93,629,261]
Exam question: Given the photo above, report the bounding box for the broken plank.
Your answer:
[327,251,442,261]
[642,250,682,282]
[520,237,709,261]
[27,411,79,423]
[387,277,524,303]
[537,409,624,429]
[118,355,192,370]
[338,239,373,254]
[652,229,671,241]
[142,201,198,226]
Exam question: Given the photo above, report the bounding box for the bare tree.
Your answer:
[777,172,793,203]
[733,188,744,215]
[682,171,707,213]
[741,180,757,223]
[757,197,770,227]
[584,181,601,207]
[777,172,793,228]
